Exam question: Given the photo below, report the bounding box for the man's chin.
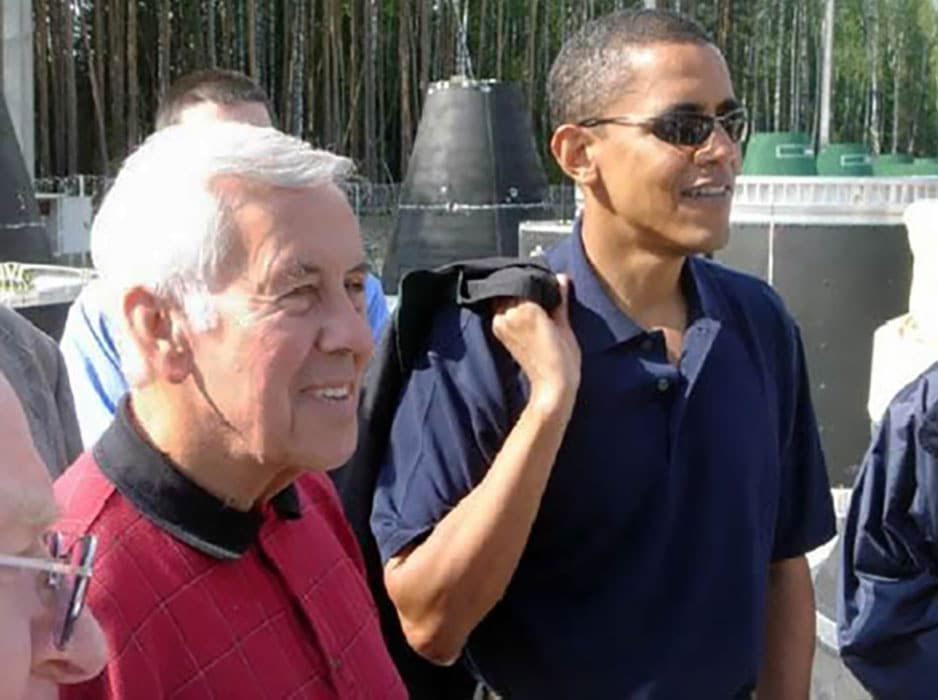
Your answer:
[686,226,730,256]
[24,678,59,700]
[291,437,358,472]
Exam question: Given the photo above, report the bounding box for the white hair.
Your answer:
[90,122,354,383]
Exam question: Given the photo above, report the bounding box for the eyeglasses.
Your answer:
[578,107,749,147]
[0,533,97,649]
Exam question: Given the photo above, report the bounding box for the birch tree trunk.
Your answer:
[158,0,172,94]
[126,0,139,147]
[109,0,125,151]
[80,5,109,174]
[399,0,413,172]
[34,0,52,176]
[773,0,784,131]
[865,0,882,154]
[64,0,78,174]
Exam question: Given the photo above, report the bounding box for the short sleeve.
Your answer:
[771,326,836,561]
[370,306,516,563]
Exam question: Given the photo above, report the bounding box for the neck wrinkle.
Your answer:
[580,207,687,327]
[128,388,288,513]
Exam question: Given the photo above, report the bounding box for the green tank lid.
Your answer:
[741,132,816,176]
[816,143,873,176]
[872,153,914,176]
[912,157,938,175]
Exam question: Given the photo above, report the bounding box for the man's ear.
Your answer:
[122,287,193,384]
[550,124,599,187]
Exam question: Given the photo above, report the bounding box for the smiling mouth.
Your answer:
[308,384,353,401]
[682,185,733,198]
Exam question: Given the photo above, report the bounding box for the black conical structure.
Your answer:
[0,97,52,263]
[382,78,552,291]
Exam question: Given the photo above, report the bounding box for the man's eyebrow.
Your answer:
[717,98,742,114]
[347,262,371,276]
[661,99,741,114]
[661,101,706,114]
[274,261,322,287]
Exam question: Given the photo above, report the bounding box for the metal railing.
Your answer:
[34,176,581,220]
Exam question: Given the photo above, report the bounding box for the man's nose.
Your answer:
[695,121,741,171]
[31,607,108,686]
[317,293,375,359]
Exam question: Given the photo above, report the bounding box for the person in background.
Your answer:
[60,68,389,446]
[55,123,404,698]
[0,369,106,699]
[838,361,938,699]
[370,8,834,698]
[0,305,81,477]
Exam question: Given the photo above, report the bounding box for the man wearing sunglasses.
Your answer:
[369,8,834,699]
[0,370,106,699]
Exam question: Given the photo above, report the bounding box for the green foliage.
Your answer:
[34,0,938,181]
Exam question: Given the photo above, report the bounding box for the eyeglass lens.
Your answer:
[44,533,96,650]
[651,110,747,146]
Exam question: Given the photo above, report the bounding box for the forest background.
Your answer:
[33,0,938,183]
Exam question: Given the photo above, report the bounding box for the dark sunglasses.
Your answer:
[577,107,749,147]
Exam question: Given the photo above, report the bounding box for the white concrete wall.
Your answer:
[2,0,34,178]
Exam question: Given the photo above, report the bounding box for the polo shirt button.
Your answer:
[656,377,670,392]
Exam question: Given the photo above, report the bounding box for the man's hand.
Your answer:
[492,274,581,418]
[384,276,582,665]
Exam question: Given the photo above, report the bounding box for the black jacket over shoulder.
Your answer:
[330,257,560,699]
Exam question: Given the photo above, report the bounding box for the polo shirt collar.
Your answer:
[93,398,301,560]
[564,219,643,354]
[563,219,726,354]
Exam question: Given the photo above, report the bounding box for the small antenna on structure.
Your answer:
[450,0,475,79]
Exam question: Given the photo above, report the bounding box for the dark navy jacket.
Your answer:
[838,361,938,700]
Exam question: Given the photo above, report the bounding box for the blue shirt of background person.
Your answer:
[838,361,938,700]
[371,222,835,698]
[61,273,388,446]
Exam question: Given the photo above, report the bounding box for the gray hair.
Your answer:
[547,8,714,129]
[90,122,354,382]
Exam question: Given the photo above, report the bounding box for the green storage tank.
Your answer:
[873,153,914,176]
[741,132,816,175]
[816,143,873,176]
[912,157,938,175]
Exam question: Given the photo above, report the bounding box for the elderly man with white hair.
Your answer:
[54,123,405,698]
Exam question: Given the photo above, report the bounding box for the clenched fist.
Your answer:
[492,274,581,420]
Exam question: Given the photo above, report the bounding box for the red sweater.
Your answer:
[55,445,405,699]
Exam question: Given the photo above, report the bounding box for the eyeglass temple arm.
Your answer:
[0,553,93,577]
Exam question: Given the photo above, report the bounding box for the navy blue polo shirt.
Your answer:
[371,225,835,699]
